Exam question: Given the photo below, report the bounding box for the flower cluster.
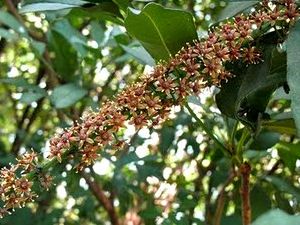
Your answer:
[48,0,299,171]
[0,152,52,218]
[1,0,299,217]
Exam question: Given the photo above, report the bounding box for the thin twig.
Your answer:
[213,168,236,225]
[80,172,119,225]
[240,162,251,225]
[185,102,231,156]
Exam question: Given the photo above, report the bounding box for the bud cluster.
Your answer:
[1,0,299,217]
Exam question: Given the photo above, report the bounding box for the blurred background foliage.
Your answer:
[0,0,300,225]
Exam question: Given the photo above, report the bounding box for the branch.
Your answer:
[80,172,119,225]
[213,168,236,225]
[240,162,251,225]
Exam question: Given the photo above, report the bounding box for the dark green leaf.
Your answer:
[216,45,286,130]
[287,20,300,136]
[252,209,300,225]
[50,83,87,108]
[125,3,197,60]
[0,11,28,37]
[70,2,123,25]
[250,130,280,150]
[159,125,175,155]
[277,141,300,171]
[251,186,272,220]
[112,0,129,11]
[262,119,297,135]
[121,43,155,66]
[48,30,78,79]
[265,176,300,202]
[20,87,47,104]
[90,21,105,46]
[20,0,88,13]
[218,1,259,21]
[53,19,87,57]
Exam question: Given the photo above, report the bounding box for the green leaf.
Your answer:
[20,0,88,13]
[53,19,88,57]
[0,77,32,87]
[218,1,259,21]
[50,83,87,108]
[252,209,300,225]
[265,176,300,202]
[48,30,78,79]
[277,142,300,171]
[250,130,280,150]
[251,186,272,220]
[70,2,124,25]
[287,20,300,136]
[121,43,155,66]
[0,28,18,40]
[125,3,198,60]
[0,11,28,37]
[112,0,129,11]
[216,45,286,130]
[20,87,47,104]
[159,125,175,155]
[90,21,105,46]
[262,119,297,135]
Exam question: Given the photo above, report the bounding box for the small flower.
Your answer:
[40,174,53,191]
[80,145,99,167]
[181,59,201,77]
[243,46,261,64]
[129,113,148,130]
[284,4,300,21]
[109,112,127,132]
[15,178,33,195]
[17,151,37,172]
[156,77,177,96]
[213,43,230,61]
[202,58,223,78]
[144,95,161,110]
[95,130,113,146]
[4,193,21,210]
[0,208,10,218]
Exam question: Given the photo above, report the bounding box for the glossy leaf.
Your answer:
[250,130,280,150]
[218,1,259,21]
[265,176,300,202]
[216,45,286,130]
[0,11,28,37]
[20,0,88,13]
[50,83,87,108]
[251,186,272,220]
[277,142,300,171]
[90,21,105,46]
[262,119,297,135]
[70,2,124,25]
[20,88,47,104]
[287,20,300,136]
[53,19,88,57]
[121,43,155,66]
[48,30,78,79]
[252,209,300,225]
[125,3,198,60]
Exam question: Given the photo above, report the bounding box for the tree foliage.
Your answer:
[0,0,300,225]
